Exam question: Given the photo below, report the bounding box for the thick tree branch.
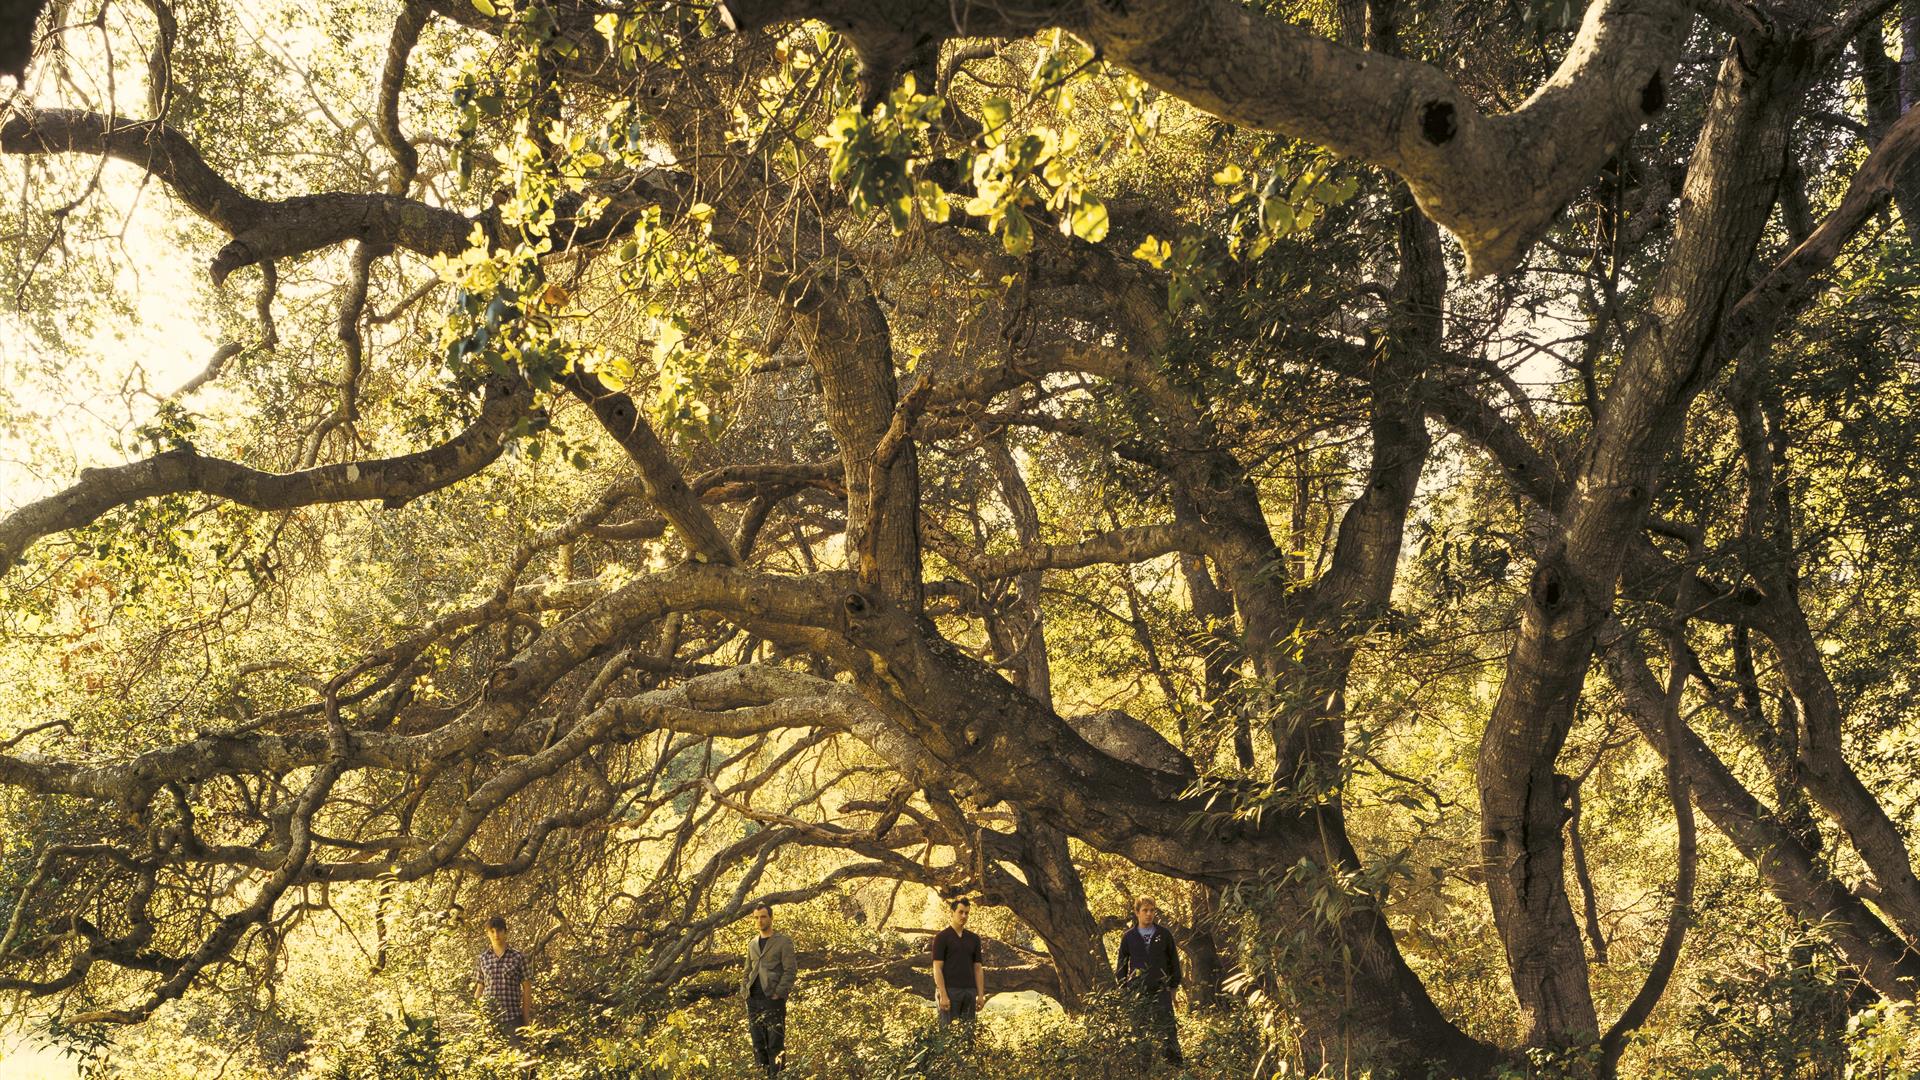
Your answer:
[721,0,1693,276]
[0,109,684,283]
[0,374,530,576]
[0,109,465,282]
[1718,100,1920,359]
[1475,30,1823,1044]
[1601,629,1920,1000]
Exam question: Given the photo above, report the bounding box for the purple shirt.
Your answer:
[476,947,529,1027]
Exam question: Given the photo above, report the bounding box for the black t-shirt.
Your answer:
[930,927,982,991]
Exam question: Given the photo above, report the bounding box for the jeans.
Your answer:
[748,991,786,1075]
[1130,988,1182,1065]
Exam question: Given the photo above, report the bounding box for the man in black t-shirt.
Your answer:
[929,897,986,1037]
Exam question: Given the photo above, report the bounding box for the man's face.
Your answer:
[755,907,772,934]
[486,926,506,952]
[950,903,969,930]
[1136,903,1158,928]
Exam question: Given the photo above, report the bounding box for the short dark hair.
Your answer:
[752,902,773,916]
[486,915,508,932]
[948,896,971,910]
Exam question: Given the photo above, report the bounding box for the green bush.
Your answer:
[305,985,1271,1080]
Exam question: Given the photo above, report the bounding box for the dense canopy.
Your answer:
[4,0,1920,1075]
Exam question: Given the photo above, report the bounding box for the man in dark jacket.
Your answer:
[742,902,798,1076]
[1114,896,1183,1065]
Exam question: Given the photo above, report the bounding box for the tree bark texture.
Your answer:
[1476,31,1822,1047]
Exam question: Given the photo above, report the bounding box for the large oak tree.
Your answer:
[5,0,1920,1073]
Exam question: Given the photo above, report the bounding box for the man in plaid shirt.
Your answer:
[473,915,533,1038]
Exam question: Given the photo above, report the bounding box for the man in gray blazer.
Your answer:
[742,902,797,1076]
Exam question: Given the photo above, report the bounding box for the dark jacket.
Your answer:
[743,931,797,1000]
[1115,924,1181,995]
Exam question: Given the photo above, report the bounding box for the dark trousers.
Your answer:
[748,990,786,1075]
[938,990,977,1027]
[1130,988,1182,1065]
[939,989,978,1048]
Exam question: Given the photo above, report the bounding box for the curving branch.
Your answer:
[0,373,530,576]
[0,109,687,283]
[0,109,470,282]
[375,0,432,195]
[954,522,1213,581]
[1598,601,1698,1077]
[719,0,1694,276]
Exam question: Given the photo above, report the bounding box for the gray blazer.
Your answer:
[742,931,797,1000]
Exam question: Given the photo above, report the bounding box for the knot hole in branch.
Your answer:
[1531,564,1566,614]
[1640,72,1665,115]
[1419,100,1457,146]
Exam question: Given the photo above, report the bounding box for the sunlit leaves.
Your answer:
[1213,152,1363,261]
[964,104,1108,253]
[1107,70,1162,152]
[591,355,635,393]
[814,74,949,233]
[1132,236,1172,269]
[1027,30,1096,114]
[1066,196,1109,243]
[980,96,1014,143]
[1129,231,1214,312]
[595,9,672,68]
[646,311,754,444]
[915,179,950,224]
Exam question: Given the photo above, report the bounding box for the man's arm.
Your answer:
[1167,930,1182,988]
[974,940,985,1000]
[1114,933,1131,983]
[772,936,797,998]
[931,935,950,1006]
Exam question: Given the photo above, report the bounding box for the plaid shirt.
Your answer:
[475,946,529,1027]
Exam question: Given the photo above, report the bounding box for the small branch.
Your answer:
[1719,100,1920,359]
[562,373,738,566]
[1598,583,1700,1076]
[959,522,1213,581]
